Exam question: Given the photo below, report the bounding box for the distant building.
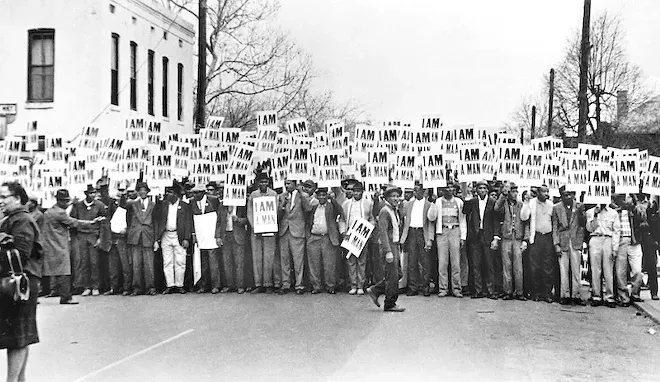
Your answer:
[0,0,195,139]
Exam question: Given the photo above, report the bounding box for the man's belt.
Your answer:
[166,229,177,232]
[311,232,327,236]
[591,234,611,237]
[410,227,423,230]
[442,224,458,229]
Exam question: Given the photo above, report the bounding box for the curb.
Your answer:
[632,301,660,326]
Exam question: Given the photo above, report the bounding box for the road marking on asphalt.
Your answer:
[73,329,195,382]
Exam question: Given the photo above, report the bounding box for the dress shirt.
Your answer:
[289,190,298,211]
[587,206,620,243]
[197,195,207,214]
[347,198,365,228]
[478,196,488,229]
[166,201,178,231]
[535,199,553,234]
[141,197,149,211]
[311,203,328,235]
[410,198,425,228]
[226,206,234,232]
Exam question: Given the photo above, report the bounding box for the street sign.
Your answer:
[0,104,17,116]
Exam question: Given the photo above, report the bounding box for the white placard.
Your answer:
[193,212,219,249]
[341,217,375,258]
[252,196,278,234]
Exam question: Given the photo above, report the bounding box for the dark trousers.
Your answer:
[468,231,495,296]
[199,248,221,290]
[107,236,131,291]
[74,233,100,290]
[642,232,658,296]
[50,275,72,302]
[370,244,401,309]
[223,234,245,289]
[307,234,338,291]
[523,247,532,296]
[529,233,555,298]
[367,240,384,286]
[406,228,430,292]
[131,245,155,293]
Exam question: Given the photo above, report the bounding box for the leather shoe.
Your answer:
[178,287,187,294]
[573,298,586,306]
[488,294,498,300]
[220,287,231,293]
[620,302,631,307]
[422,289,431,297]
[265,287,274,294]
[406,290,418,296]
[130,290,140,296]
[327,288,336,294]
[515,295,527,301]
[103,289,118,296]
[544,296,554,304]
[237,288,245,294]
[605,301,617,308]
[652,295,659,301]
[147,289,157,296]
[211,288,220,294]
[295,289,305,295]
[277,288,288,295]
[384,304,405,312]
[162,288,173,295]
[60,299,79,305]
[197,289,206,294]
[591,299,603,307]
[471,293,486,299]
[631,295,644,303]
[122,291,130,296]
[311,289,320,295]
[251,287,265,294]
[47,291,59,298]
[502,294,514,301]
[366,287,381,308]
[559,298,571,305]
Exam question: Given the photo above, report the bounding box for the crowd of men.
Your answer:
[26,172,660,312]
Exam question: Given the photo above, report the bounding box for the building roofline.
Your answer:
[121,0,196,39]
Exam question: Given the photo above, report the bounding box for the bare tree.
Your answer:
[552,12,656,142]
[504,91,552,143]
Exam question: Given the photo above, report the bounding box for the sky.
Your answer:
[274,0,660,128]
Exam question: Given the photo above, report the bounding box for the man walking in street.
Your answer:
[552,186,586,305]
[400,182,434,297]
[367,185,405,312]
[278,179,313,294]
[69,184,107,296]
[155,184,192,294]
[494,182,528,301]
[521,185,555,303]
[429,183,467,298]
[462,180,497,299]
[586,200,620,307]
[123,182,157,296]
[247,173,279,294]
[42,189,104,304]
[306,187,344,294]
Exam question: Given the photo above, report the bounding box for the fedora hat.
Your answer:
[56,189,71,200]
[383,184,402,198]
[84,184,96,194]
[135,182,151,193]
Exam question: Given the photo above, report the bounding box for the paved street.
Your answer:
[2,292,659,381]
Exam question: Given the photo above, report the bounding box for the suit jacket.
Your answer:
[400,198,434,245]
[551,201,585,250]
[191,195,223,240]
[278,190,312,238]
[378,201,402,255]
[307,199,344,246]
[154,199,193,246]
[41,205,96,276]
[461,196,498,242]
[125,197,156,247]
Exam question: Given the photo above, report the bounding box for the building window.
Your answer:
[177,63,183,121]
[162,57,169,117]
[111,33,119,106]
[27,29,55,102]
[130,41,137,110]
[147,49,154,115]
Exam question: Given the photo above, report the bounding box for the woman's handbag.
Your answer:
[0,248,30,303]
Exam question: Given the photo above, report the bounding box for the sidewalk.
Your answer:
[633,278,660,325]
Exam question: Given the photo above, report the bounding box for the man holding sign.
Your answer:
[247,173,280,294]
[307,188,344,294]
[190,184,224,294]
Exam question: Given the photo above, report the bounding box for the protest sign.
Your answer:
[170,141,191,178]
[519,149,544,189]
[642,156,660,196]
[252,196,278,234]
[272,151,289,189]
[206,116,224,130]
[420,151,447,188]
[25,121,39,151]
[253,126,279,163]
[228,143,254,173]
[288,140,311,181]
[456,144,482,183]
[146,120,161,146]
[341,217,375,258]
[612,151,639,194]
[190,159,218,187]
[541,160,566,197]
[110,207,127,234]
[317,150,341,187]
[354,124,376,162]
[364,148,389,189]
[193,213,219,249]
[223,171,248,206]
[125,118,147,142]
[531,136,563,159]
[393,151,416,189]
[421,115,443,129]
[149,153,172,187]
[563,153,589,192]
[208,147,229,181]
[78,125,100,152]
[497,144,522,182]
[256,110,277,127]
[286,118,309,137]
[219,128,240,146]
[584,167,612,204]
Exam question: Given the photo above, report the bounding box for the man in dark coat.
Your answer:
[219,204,249,294]
[190,184,224,293]
[155,184,193,294]
[42,189,103,304]
[69,184,107,296]
[123,182,157,296]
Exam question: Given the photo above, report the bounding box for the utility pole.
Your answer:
[531,105,536,141]
[520,127,524,144]
[577,0,591,143]
[547,68,554,136]
[195,0,207,133]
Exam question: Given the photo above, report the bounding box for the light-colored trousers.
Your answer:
[501,239,524,297]
[589,236,615,302]
[437,227,461,295]
[616,237,643,303]
[252,234,277,288]
[559,239,581,299]
[161,231,186,288]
